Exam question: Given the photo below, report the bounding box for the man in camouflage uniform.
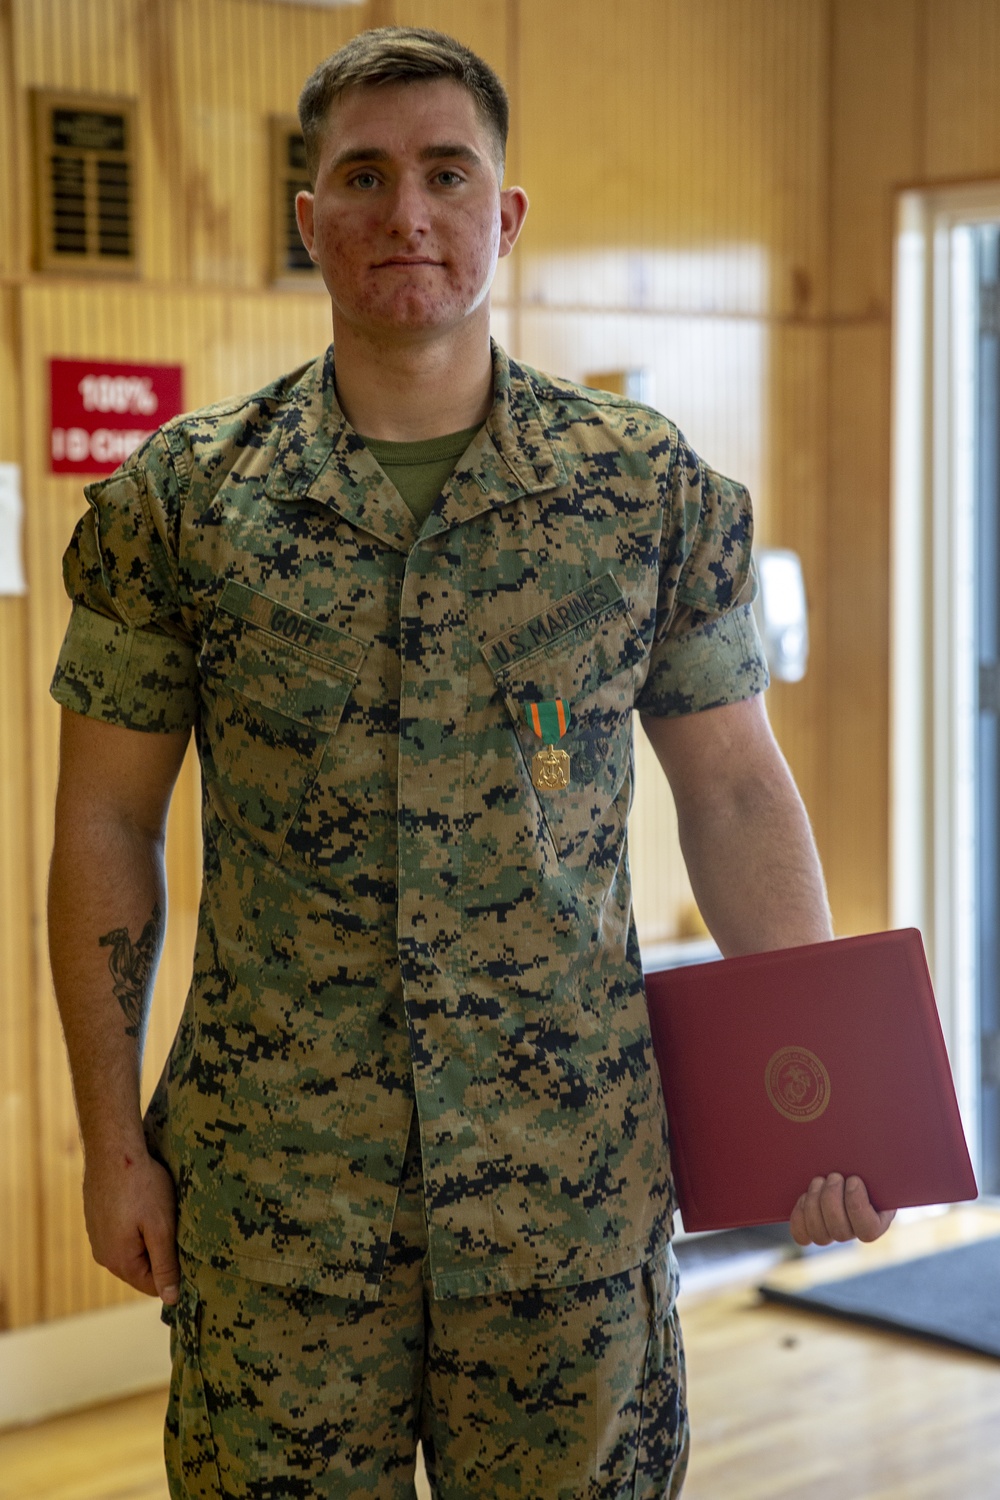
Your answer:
[48,27,894,1500]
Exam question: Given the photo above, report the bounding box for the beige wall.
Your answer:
[3,0,1000,1328]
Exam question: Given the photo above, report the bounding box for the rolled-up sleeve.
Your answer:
[635,432,769,717]
[50,434,199,732]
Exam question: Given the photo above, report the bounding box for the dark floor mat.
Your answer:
[759,1235,1000,1358]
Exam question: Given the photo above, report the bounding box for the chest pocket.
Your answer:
[482,576,648,862]
[198,581,368,860]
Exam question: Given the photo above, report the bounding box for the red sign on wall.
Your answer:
[49,358,185,476]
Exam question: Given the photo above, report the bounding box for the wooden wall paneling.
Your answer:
[824,323,892,936]
[924,0,1000,180]
[14,0,157,281]
[169,0,363,291]
[395,0,507,68]
[0,284,42,1331]
[751,0,831,323]
[760,326,830,853]
[0,0,22,277]
[11,0,375,291]
[13,0,138,96]
[829,0,920,320]
[188,287,331,405]
[517,0,827,319]
[765,326,829,778]
[672,0,830,320]
[822,0,922,936]
[178,0,242,287]
[518,0,685,305]
[0,598,42,1331]
[133,0,189,286]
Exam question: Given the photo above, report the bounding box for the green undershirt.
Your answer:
[360,424,483,528]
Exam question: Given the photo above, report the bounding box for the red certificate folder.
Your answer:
[644,929,978,1233]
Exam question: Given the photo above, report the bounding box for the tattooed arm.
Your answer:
[49,708,190,1303]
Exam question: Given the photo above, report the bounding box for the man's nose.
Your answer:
[384,178,430,237]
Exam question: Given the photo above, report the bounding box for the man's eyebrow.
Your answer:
[330,146,391,171]
[419,143,483,166]
[330,143,484,172]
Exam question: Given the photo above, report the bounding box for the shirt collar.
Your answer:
[264,342,565,551]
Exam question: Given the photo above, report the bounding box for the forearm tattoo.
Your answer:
[98,903,162,1040]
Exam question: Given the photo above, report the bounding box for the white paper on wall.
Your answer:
[0,463,27,596]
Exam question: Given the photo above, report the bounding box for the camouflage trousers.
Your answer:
[163,1125,688,1499]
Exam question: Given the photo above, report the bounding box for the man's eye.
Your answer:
[350,172,379,189]
[435,170,464,187]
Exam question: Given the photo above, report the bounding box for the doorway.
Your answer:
[974,224,1000,1194]
[892,189,1000,1195]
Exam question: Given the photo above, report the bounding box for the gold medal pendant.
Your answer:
[532,744,571,791]
[525,699,572,791]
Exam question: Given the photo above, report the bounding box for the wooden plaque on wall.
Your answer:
[32,90,139,276]
[269,116,320,285]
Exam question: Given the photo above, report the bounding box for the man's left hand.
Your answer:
[790,1173,896,1246]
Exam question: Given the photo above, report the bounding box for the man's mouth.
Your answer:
[377,257,442,267]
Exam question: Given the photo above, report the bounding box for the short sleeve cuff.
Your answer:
[635,602,769,717]
[51,604,198,732]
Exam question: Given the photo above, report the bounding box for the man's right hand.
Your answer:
[83,1148,180,1304]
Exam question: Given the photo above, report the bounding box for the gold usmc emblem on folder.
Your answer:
[764,1046,831,1122]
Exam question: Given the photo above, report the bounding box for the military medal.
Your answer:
[525,699,571,790]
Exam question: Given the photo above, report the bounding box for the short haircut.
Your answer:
[298,26,509,185]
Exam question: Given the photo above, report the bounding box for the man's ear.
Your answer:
[498,186,529,258]
[295,190,318,263]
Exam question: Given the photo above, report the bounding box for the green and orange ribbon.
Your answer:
[524,699,571,742]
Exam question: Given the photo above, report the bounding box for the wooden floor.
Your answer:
[3,1208,1000,1500]
[680,1205,1000,1499]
